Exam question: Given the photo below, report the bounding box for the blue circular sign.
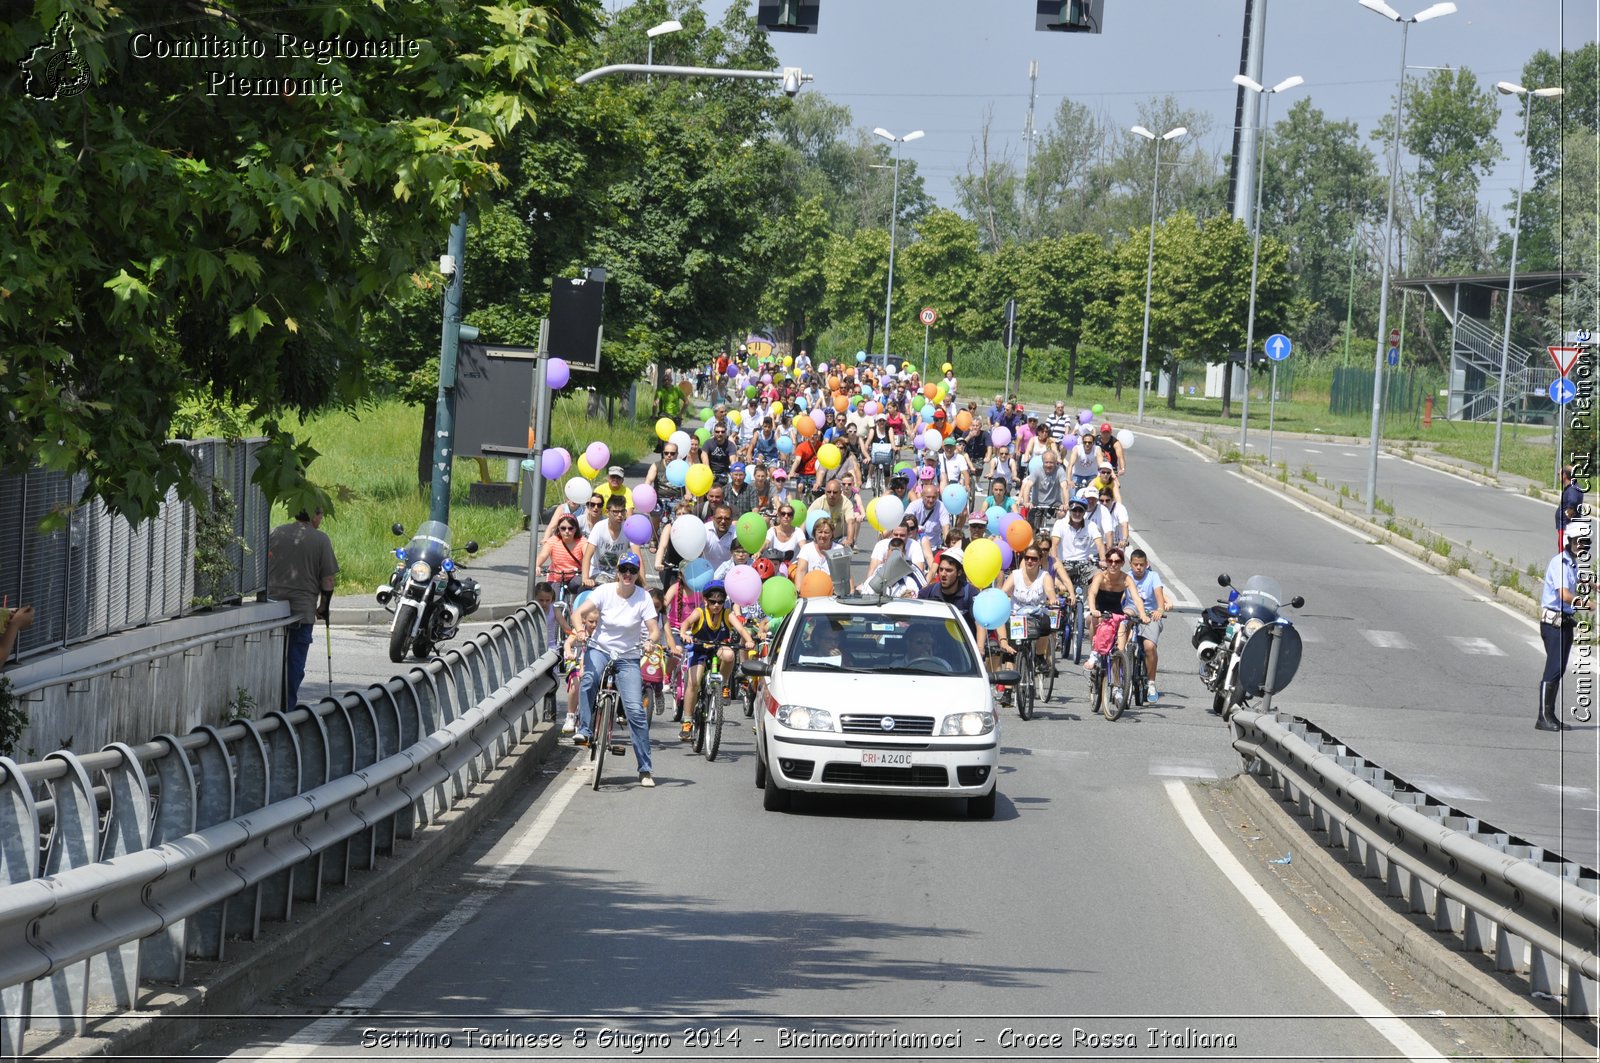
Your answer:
[1387,347,1399,367]
[1265,334,1292,362]
[1550,378,1577,405]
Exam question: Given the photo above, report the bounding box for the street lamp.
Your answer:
[1130,124,1187,423]
[645,19,682,80]
[873,127,924,365]
[1233,73,1304,454]
[1490,80,1563,474]
[1358,0,1455,516]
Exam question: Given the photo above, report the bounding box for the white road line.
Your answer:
[1149,758,1219,780]
[1163,780,1444,1061]
[242,767,587,1060]
[1537,783,1596,800]
[1400,456,1496,491]
[1474,593,1540,634]
[1305,447,1323,453]
[1362,629,1413,650]
[1148,431,1212,463]
[1527,636,1547,652]
[1129,529,1201,608]
[1409,777,1489,803]
[1444,636,1505,656]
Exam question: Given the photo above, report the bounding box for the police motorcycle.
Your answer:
[1192,573,1305,720]
[375,520,481,663]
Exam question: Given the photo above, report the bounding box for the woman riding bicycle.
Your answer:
[1082,546,1150,670]
[678,579,755,741]
[536,515,586,595]
[997,544,1060,675]
[571,552,662,787]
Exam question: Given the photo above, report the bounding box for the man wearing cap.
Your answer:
[1097,422,1125,476]
[724,462,756,518]
[809,478,860,548]
[1536,521,1594,731]
[593,467,634,516]
[904,469,950,551]
[938,433,973,494]
[1050,497,1104,590]
[572,551,661,787]
[918,544,985,637]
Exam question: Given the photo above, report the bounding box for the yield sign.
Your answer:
[1549,345,1583,377]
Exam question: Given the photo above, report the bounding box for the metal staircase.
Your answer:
[1450,314,1557,422]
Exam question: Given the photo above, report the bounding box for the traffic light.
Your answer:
[1036,0,1104,33]
[757,0,819,34]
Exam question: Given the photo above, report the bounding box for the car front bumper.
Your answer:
[763,729,998,797]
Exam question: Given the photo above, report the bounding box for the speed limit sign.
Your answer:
[919,307,938,326]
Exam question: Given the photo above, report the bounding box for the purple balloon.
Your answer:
[585,441,610,470]
[998,512,1022,534]
[996,539,1014,570]
[761,373,772,384]
[623,514,653,545]
[546,357,571,390]
[1079,410,1094,424]
[540,448,571,479]
[726,362,740,377]
[633,483,657,512]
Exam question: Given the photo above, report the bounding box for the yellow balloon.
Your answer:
[963,538,1002,588]
[942,362,953,374]
[817,442,842,470]
[901,362,912,372]
[783,356,794,368]
[729,410,742,425]
[576,457,598,480]
[864,496,882,534]
[685,463,713,498]
[770,401,784,416]
[655,417,676,441]
[935,386,948,402]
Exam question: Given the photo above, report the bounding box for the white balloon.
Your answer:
[669,430,693,455]
[563,477,593,506]
[922,428,942,452]
[874,494,905,531]
[1117,429,1135,450]
[670,515,708,560]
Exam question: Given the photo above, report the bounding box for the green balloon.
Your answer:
[894,461,913,475]
[1091,403,1104,415]
[911,395,925,411]
[745,385,758,398]
[696,426,711,443]
[736,512,769,554]
[699,406,714,422]
[760,576,798,620]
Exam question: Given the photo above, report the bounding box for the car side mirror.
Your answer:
[392,522,406,536]
[465,541,479,554]
[1217,573,1232,587]
[741,659,771,678]
[990,669,1020,685]
[1290,595,1305,609]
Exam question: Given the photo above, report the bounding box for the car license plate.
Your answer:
[860,750,914,767]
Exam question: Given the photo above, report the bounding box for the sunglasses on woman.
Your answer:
[779,509,794,517]
[618,566,640,577]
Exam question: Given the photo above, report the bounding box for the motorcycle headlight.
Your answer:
[775,705,834,731]
[940,711,995,736]
[409,560,433,583]
[1243,618,1266,638]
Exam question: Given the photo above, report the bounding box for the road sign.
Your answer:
[1388,327,1401,346]
[919,307,938,326]
[1550,378,1577,405]
[1549,345,1583,378]
[1264,333,1292,361]
[1387,347,1399,367]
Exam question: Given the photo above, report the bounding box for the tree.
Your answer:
[1018,233,1111,395]
[897,209,984,368]
[757,195,832,352]
[821,227,889,354]
[954,107,1022,251]
[1024,98,1113,240]
[2,0,600,524]
[1510,42,1599,273]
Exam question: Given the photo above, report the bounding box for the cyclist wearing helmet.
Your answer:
[1096,422,1125,476]
[572,552,662,787]
[678,578,755,741]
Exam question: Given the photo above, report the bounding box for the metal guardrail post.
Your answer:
[320,702,356,888]
[0,754,41,1057]
[364,688,402,856]
[260,711,301,923]
[140,733,196,984]
[187,726,235,961]
[37,752,99,1035]
[292,710,330,906]
[344,694,380,872]
[224,721,270,943]
[90,743,153,1012]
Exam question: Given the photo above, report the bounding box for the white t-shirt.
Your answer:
[587,583,655,657]
[764,525,807,560]
[796,541,842,573]
[870,537,922,569]
[1050,516,1099,564]
[939,451,972,485]
[1068,439,1100,479]
[586,522,629,580]
[1094,500,1129,538]
[702,526,736,570]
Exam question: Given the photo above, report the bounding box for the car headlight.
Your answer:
[409,560,433,583]
[775,705,834,731]
[941,711,995,737]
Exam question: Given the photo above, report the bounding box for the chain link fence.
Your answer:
[0,439,270,664]
[1328,367,1446,429]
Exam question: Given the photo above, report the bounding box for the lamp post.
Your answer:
[1130,124,1187,423]
[1233,74,1304,454]
[1358,0,1455,516]
[645,19,682,80]
[1490,80,1563,474]
[873,127,924,365]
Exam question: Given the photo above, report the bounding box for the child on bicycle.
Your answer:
[677,579,755,742]
[560,612,596,735]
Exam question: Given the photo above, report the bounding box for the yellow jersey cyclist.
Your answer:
[677,578,756,741]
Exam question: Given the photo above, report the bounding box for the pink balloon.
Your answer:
[546,357,570,390]
[761,373,772,384]
[991,426,1012,447]
[633,483,657,512]
[585,441,610,470]
[623,514,653,545]
[725,564,762,606]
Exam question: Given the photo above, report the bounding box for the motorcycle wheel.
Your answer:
[1211,689,1228,716]
[388,603,416,663]
[412,637,433,661]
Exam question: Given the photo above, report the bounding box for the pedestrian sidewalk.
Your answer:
[327,530,541,626]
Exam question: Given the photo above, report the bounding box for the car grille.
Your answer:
[839,714,935,736]
[820,764,950,787]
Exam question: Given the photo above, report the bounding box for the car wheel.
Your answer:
[762,766,791,812]
[754,747,767,789]
[968,786,997,820]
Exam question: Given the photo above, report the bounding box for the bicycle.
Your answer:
[742,637,771,718]
[689,653,729,761]
[1085,614,1131,721]
[588,656,630,791]
[1004,614,1040,720]
[1125,617,1151,708]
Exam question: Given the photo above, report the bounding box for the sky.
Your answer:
[659,0,1600,227]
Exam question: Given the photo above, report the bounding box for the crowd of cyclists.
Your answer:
[535,344,1177,787]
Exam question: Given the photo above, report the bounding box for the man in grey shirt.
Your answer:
[1020,454,1070,532]
[268,508,339,709]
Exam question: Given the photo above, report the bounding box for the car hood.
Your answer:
[772,669,993,707]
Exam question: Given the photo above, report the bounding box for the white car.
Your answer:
[741,594,1005,819]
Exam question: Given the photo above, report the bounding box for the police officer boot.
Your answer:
[1535,682,1565,731]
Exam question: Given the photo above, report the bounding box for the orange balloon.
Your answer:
[795,414,817,437]
[1006,519,1035,552]
[800,570,834,598]
[923,383,939,400]
[829,375,842,391]
[954,410,972,431]
[833,394,848,413]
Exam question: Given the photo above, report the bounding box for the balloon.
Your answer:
[1117,429,1135,450]
[991,426,1012,447]
[547,357,571,390]
[1006,518,1034,552]
[770,402,784,417]
[726,362,740,377]
[936,386,948,402]
[986,505,1005,535]
[726,564,762,606]
[540,448,571,480]
[865,401,880,416]
[671,516,708,560]
[685,463,713,497]
[963,539,1002,589]
[585,441,610,470]
[800,570,834,598]
[783,356,794,368]
[828,374,841,390]
[1029,455,1043,477]
[730,410,742,425]
[942,362,953,374]
[682,557,714,592]
[911,395,925,412]
[912,434,926,452]
[1091,403,1104,415]
[832,395,848,414]
[973,587,1012,629]
[796,396,808,410]
[803,507,825,535]
[855,351,866,363]
[761,373,772,384]
[633,484,657,512]
[818,361,828,373]
[954,410,972,431]
[655,417,676,441]
[817,442,842,469]
[873,494,904,531]
[922,428,942,452]
[996,539,1014,570]
[795,414,816,437]
[563,478,593,505]
[760,576,798,619]
[623,514,653,545]
[521,458,536,473]
[744,385,758,399]
[776,435,795,454]
[666,459,689,488]
[923,383,938,400]
[998,512,1022,536]
[576,457,598,480]
[942,484,968,515]
[920,406,935,423]
[670,430,693,455]
[736,512,769,554]
[700,407,714,422]
[695,426,711,444]
[1080,410,1094,425]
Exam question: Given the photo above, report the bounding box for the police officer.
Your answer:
[1537,520,1592,731]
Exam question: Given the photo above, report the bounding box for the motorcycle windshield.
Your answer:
[1236,575,1284,613]
[405,521,453,570]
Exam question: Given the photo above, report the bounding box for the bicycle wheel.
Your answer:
[1132,646,1148,706]
[1102,649,1129,721]
[1089,663,1104,715]
[1015,649,1033,721]
[691,674,708,754]
[1042,636,1057,705]
[593,689,618,790]
[705,683,724,761]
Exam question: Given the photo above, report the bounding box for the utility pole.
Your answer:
[429,212,479,525]
[1020,60,1039,240]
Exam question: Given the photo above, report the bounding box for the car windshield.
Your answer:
[783,614,978,677]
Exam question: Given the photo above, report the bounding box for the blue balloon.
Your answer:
[920,406,935,422]
[804,506,825,535]
[942,484,968,515]
[683,558,714,592]
[796,397,808,411]
[974,588,1012,629]
[986,505,1006,535]
[666,458,689,488]
[776,435,795,454]
[855,351,866,363]
[573,590,592,611]
[1028,455,1044,477]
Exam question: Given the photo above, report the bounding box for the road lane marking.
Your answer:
[1148,758,1219,780]
[1148,431,1213,463]
[1163,780,1444,1061]
[241,766,587,1060]
[1471,593,1539,634]
[1444,636,1505,656]
[1537,783,1596,800]
[1129,530,1201,608]
[1361,630,1413,650]
[1305,448,1323,453]
[1408,777,1489,803]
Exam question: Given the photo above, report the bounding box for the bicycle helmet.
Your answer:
[703,579,726,596]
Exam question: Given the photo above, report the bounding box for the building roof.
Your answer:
[1394,270,1584,294]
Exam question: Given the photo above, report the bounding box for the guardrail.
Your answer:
[0,607,554,1056]
[1232,709,1600,1020]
